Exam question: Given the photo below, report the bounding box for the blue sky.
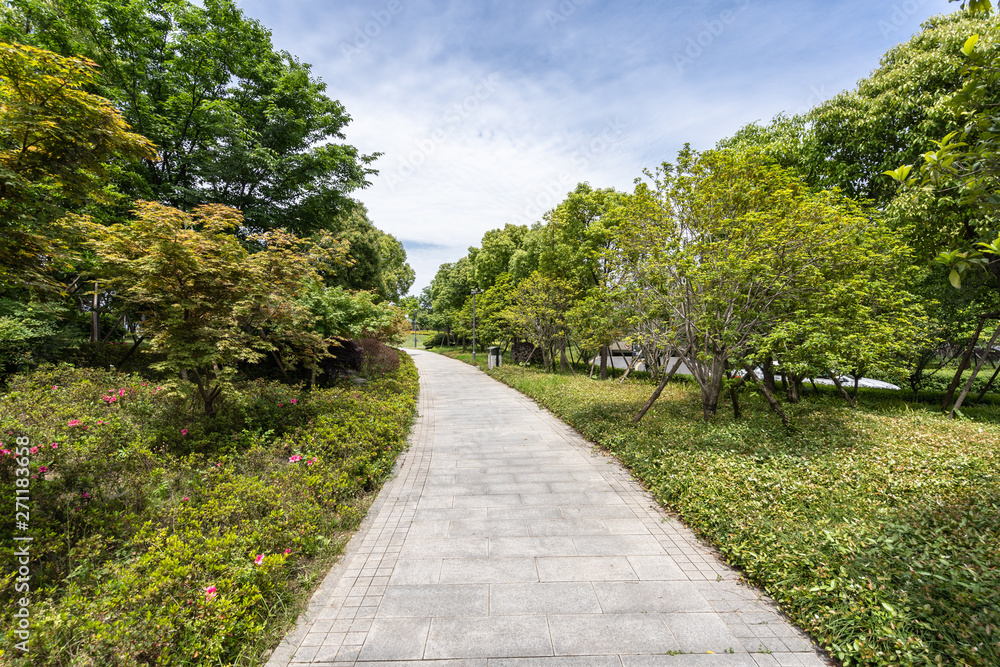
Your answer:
[232,0,956,295]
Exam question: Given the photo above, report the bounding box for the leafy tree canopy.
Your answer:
[0,41,156,289]
[1,0,378,235]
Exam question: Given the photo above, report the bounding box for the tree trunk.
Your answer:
[116,335,144,370]
[618,351,642,384]
[952,322,1000,417]
[270,349,289,379]
[829,373,856,408]
[600,345,608,380]
[942,315,989,412]
[632,349,689,423]
[191,367,222,418]
[743,366,789,428]
[559,341,568,371]
[729,384,742,419]
[786,372,800,404]
[762,356,777,394]
[91,281,100,343]
[633,371,670,423]
[701,353,726,420]
[975,363,1000,402]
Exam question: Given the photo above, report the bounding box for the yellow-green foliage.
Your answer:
[0,354,418,665]
[488,363,1000,667]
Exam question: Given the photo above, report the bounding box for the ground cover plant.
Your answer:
[440,347,1000,667]
[0,350,418,665]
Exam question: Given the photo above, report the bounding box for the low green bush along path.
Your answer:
[270,349,827,666]
[464,356,1000,667]
[0,353,418,665]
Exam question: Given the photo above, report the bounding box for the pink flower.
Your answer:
[182,496,189,502]
[29,446,38,454]
[288,455,302,463]
[52,385,57,390]
[283,548,291,555]
[181,429,188,436]
[216,462,222,467]
[68,420,81,427]
[38,465,48,473]
[290,398,298,404]
[51,443,58,449]
[118,389,125,397]
[278,403,283,407]
[307,458,316,466]
[254,554,264,565]
[204,585,217,602]
[0,449,10,456]
[82,492,89,498]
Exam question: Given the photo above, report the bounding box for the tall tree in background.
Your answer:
[539,183,624,375]
[1,0,377,234]
[0,41,156,289]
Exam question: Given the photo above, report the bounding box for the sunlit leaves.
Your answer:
[0,42,157,289]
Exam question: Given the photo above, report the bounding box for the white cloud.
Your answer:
[235,0,955,293]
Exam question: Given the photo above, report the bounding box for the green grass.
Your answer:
[399,331,436,349]
[437,347,1000,667]
[0,352,418,665]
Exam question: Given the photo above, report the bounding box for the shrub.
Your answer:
[356,338,400,376]
[422,332,449,349]
[0,356,418,664]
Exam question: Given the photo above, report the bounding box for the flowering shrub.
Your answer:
[0,352,417,664]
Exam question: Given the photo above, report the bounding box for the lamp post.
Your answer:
[471,289,482,362]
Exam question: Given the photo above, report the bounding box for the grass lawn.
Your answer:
[398,331,436,349]
[0,351,418,665]
[437,346,1000,667]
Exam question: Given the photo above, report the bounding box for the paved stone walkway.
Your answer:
[266,350,829,667]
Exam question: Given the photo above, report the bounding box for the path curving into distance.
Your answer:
[266,349,829,666]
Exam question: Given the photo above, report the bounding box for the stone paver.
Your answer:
[266,350,830,667]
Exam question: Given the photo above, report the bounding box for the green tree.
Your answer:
[88,201,324,416]
[1,0,377,235]
[539,183,625,375]
[377,232,415,303]
[502,271,577,372]
[300,284,409,345]
[472,224,530,290]
[619,147,926,421]
[0,41,156,289]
